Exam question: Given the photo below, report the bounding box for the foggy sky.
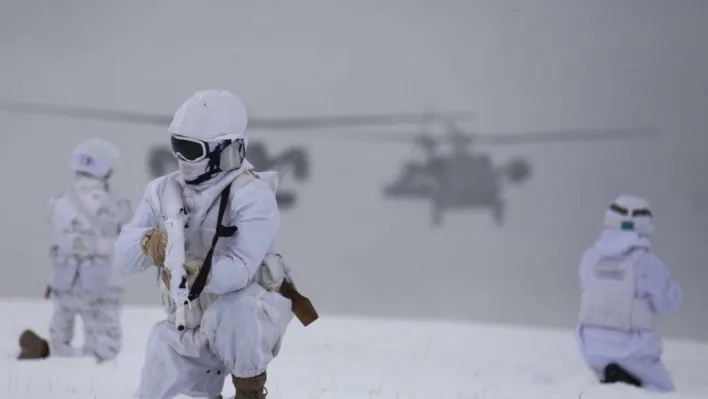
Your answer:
[1,0,707,341]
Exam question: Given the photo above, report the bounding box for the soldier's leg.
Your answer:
[79,294,98,359]
[48,292,82,357]
[135,320,226,399]
[82,288,123,363]
[619,356,676,392]
[201,284,294,399]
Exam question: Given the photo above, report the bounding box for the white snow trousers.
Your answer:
[135,283,293,399]
[49,286,123,363]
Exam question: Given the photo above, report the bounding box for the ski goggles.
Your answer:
[609,202,652,218]
[170,133,244,162]
[170,135,209,162]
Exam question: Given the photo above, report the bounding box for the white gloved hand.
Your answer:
[257,253,287,291]
[184,260,202,277]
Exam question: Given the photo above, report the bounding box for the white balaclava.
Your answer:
[68,138,121,181]
[168,89,248,187]
[603,194,654,235]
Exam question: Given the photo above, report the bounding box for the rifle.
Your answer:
[162,179,190,331]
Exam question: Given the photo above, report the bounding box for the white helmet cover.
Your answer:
[168,90,248,185]
[68,138,121,179]
[603,194,654,235]
[169,89,247,142]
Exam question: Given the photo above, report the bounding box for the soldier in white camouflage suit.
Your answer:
[18,138,133,363]
[114,90,318,399]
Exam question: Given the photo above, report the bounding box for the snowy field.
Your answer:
[1,300,707,399]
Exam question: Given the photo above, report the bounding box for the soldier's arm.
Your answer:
[116,196,134,233]
[45,195,60,297]
[636,253,682,314]
[204,181,280,295]
[45,195,66,249]
[113,186,160,275]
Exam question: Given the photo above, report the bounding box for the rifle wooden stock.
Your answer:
[279,280,318,327]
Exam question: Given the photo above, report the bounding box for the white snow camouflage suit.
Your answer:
[46,175,132,362]
[114,167,304,398]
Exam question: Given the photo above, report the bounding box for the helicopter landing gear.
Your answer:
[491,199,505,226]
[430,203,444,227]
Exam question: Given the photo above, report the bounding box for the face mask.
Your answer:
[172,134,245,187]
[178,157,210,183]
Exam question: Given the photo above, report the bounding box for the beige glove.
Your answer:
[141,228,167,266]
[161,260,203,291]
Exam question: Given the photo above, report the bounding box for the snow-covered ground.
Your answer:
[1,299,707,399]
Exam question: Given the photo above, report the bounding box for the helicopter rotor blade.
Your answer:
[419,104,439,127]
[0,101,171,126]
[1,100,654,144]
[326,125,658,145]
[472,126,658,145]
[0,101,474,130]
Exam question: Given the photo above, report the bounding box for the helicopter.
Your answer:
[0,101,657,225]
[381,119,531,226]
[340,109,658,226]
[0,100,473,210]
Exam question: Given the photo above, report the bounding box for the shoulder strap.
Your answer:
[188,183,235,300]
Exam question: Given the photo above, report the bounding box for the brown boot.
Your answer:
[17,329,50,360]
[233,372,267,399]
